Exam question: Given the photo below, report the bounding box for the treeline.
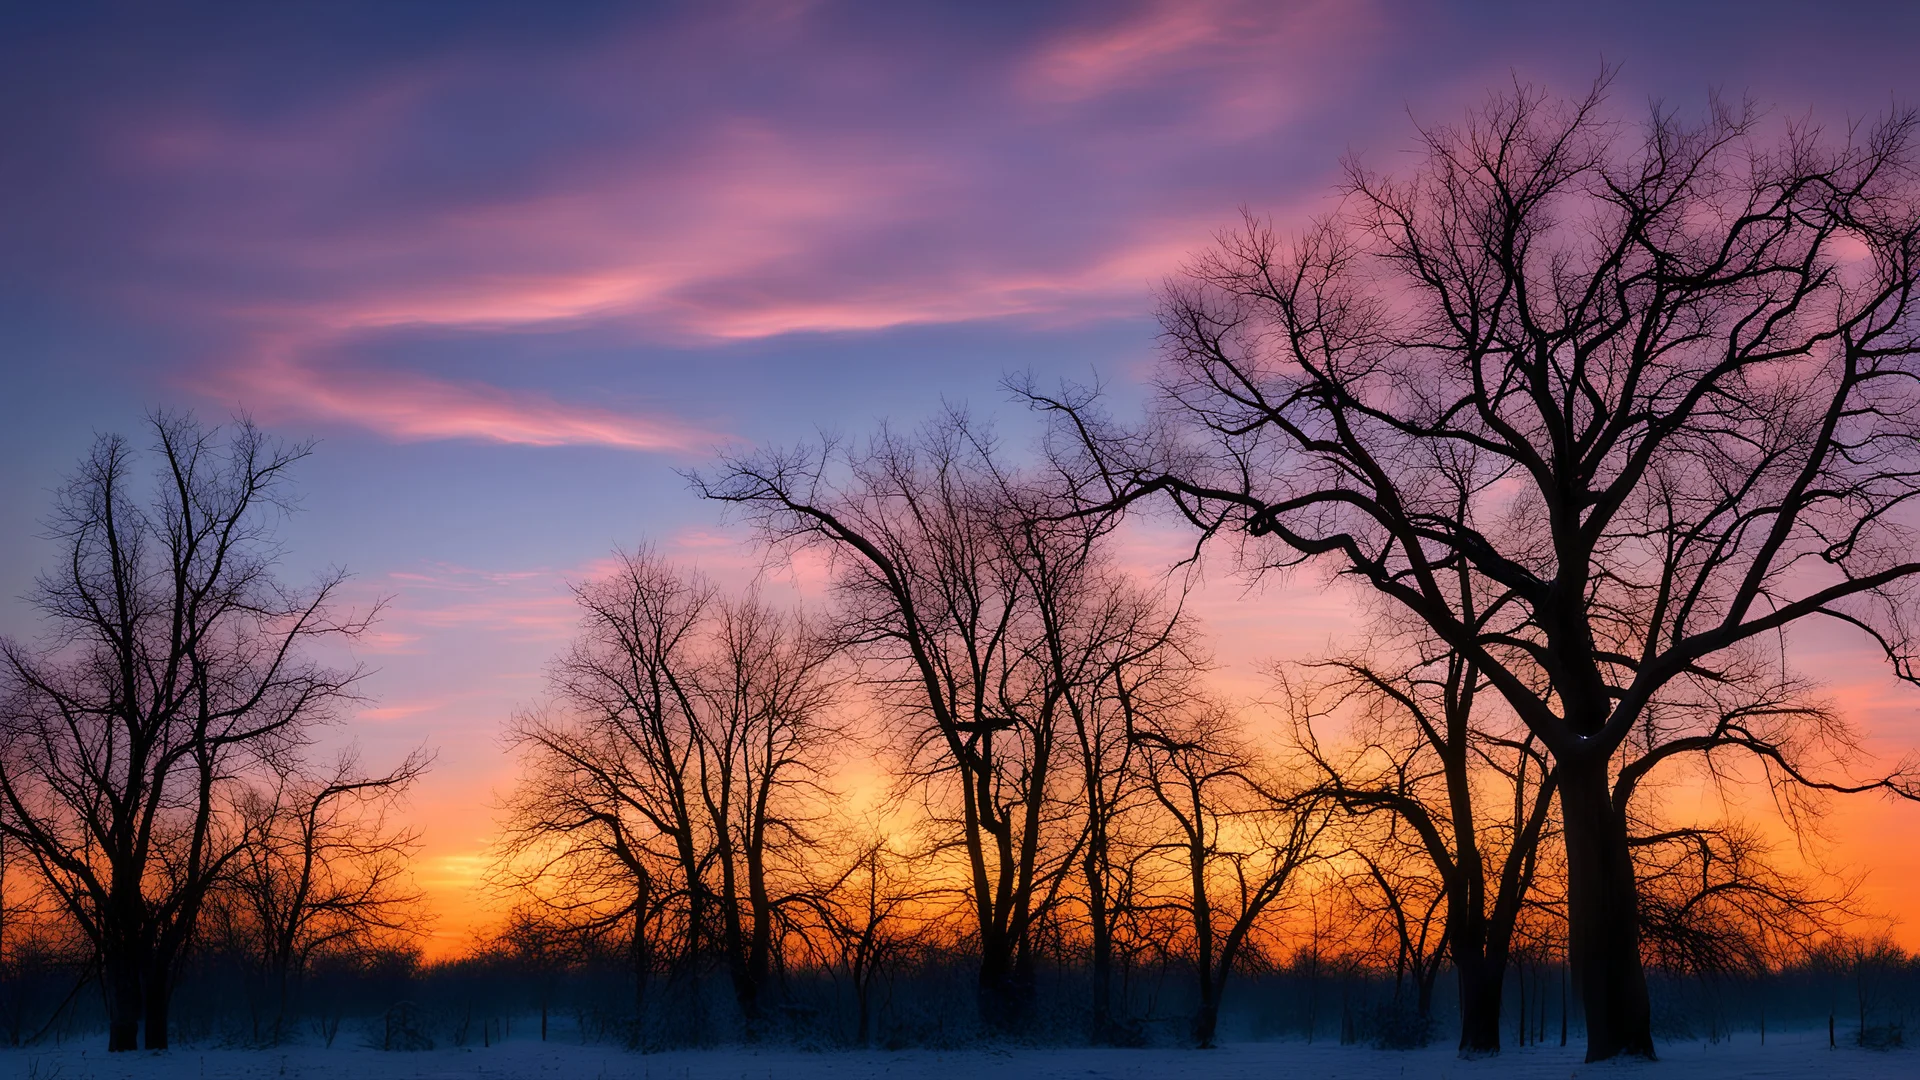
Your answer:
[3,879,1916,1052]
[7,79,1920,1064]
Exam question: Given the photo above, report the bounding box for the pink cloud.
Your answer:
[218,335,716,452]
[1020,0,1382,134]
[1025,0,1272,102]
[99,3,1387,454]
[356,699,451,722]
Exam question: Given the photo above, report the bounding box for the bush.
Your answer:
[369,1002,434,1051]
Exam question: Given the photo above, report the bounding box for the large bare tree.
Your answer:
[1025,82,1920,1059]
[0,414,368,1051]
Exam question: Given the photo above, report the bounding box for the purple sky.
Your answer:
[6,0,1920,949]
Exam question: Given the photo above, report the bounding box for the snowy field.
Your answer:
[2,1031,1912,1080]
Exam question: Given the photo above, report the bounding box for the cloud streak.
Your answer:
[12,2,1388,451]
[221,336,717,451]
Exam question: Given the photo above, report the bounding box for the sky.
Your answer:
[5,0,1920,956]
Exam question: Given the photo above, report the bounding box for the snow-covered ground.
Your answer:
[2,1031,1909,1080]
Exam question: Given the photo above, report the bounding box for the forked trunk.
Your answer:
[1559,762,1653,1061]
[976,940,1033,1033]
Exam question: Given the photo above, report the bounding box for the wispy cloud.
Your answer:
[42,2,1387,453]
[221,336,717,451]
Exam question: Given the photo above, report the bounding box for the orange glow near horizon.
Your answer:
[389,523,1920,963]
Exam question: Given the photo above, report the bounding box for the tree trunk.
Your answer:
[983,922,1029,1030]
[1191,999,1219,1049]
[977,948,1013,1032]
[141,961,171,1050]
[105,954,142,1052]
[1560,962,1568,1046]
[1455,954,1504,1055]
[975,938,1033,1034]
[855,974,872,1048]
[1187,833,1216,1048]
[1516,962,1527,1047]
[273,964,293,1046]
[1086,850,1113,1041]
[1560,761,1654,1061]
[629,899,649,1048]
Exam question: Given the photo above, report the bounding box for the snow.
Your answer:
[1,1031,1910,1080]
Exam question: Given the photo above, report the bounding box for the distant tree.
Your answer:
[1025,80,1920,1059]
[1287,645,1558,1052]
[0,824,87,1046]
[1632,820,1852,980]
[499,551,838,1036]
[0,413,368,1051]
[1829,933,1912,1046]
[228,746,431,1043]
[694,412,1193,1033]
[0,881,92,1048]
[693,415,1078,1032]
[695,592,840,1026]
[500,552,712,1037]
[1130,699,1329,1047]
[1009,491,1199,1042]
[800,834,940,1046]
[1339,825,1450,1032]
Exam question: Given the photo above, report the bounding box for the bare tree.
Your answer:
[800,833,940,1046]
[499,550,837,1036]
[1006,483,1200,1042]
[692,415,1096,1031]
[501,549,712,1033]
[0,413,368,1051]
[496,687,677,1042]
[1130,700,1328,1047]
[696,593,839,1025]
[1287,646,1558,1052]
[1633,821,1853,979]
[1025,80,1920,1059]
[228,746,430,1043]
[1338,824,1450,1033]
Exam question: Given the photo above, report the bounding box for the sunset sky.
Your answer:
[5,0,1920,956]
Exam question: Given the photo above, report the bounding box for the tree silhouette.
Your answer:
[226,746,430,1044]
[1286,646,1557,1052]
[694,412,1189,1032]
[1024,79,1920,1060]
[499,550,838,1039]
[0,413,369,1050]
[1131,699,1328,1047]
